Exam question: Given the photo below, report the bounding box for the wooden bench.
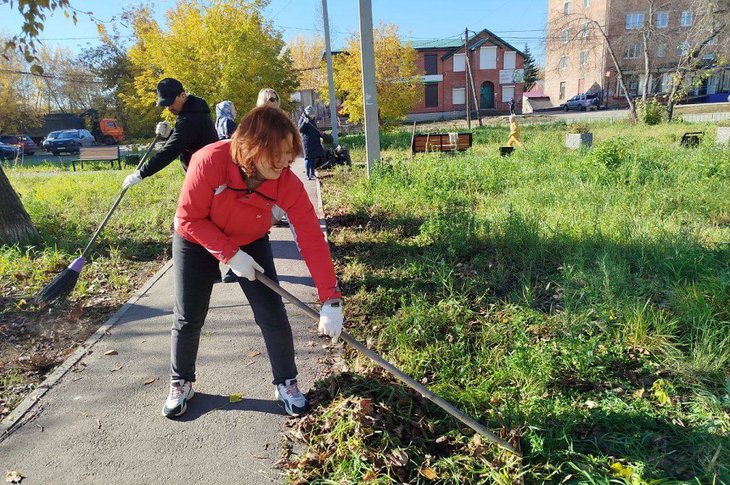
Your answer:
[74,146,121,171]
[680,131,704,148]
[411,132,473,155]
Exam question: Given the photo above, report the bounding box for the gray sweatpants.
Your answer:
[170,232,297,385]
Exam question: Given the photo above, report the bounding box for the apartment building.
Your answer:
[544,0,730,108]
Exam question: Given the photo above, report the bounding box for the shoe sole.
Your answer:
[162,388,195,418]
[275,388,308,417]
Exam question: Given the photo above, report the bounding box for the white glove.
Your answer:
[122,170,143,190]
[227,250,264,281]
[155,121,172,139]
[319,298,343,341]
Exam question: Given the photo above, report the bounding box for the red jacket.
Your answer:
[174,140,341,302]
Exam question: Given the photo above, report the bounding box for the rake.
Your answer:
[35,136,163,304]
[255,270,520,456]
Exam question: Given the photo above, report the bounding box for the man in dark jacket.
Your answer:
[298,105,325,180]
[123,78,219,189]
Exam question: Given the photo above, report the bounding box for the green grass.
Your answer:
[286,120,730,483]
[1,167,182,302]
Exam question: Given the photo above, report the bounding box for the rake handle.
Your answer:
[254,271,520,456]
[80,136,162,259]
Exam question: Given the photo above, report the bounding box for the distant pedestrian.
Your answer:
[122,78,218,189]
[298,105,325,180]
[508,97,516,115]
[162,106,343,419]
[215,101,237,140]
[507,114,522,147]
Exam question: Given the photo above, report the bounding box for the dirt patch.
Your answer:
[0,261,165,421]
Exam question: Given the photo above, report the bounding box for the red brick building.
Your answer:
[407,29,526,121]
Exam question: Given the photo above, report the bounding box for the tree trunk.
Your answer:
[0,166,40,245]
[666,71,684,122]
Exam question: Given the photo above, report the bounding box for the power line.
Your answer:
[0,68,104,84]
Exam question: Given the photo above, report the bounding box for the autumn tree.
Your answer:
[329,22,420,126]
[288,33,325,90]
[125,0,298,123]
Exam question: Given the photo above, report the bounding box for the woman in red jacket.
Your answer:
[163,106,343,418]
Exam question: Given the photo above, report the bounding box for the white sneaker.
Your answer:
[275,378,309,416]
[162,379,194,418]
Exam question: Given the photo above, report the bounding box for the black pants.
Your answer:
[170,232,297,385]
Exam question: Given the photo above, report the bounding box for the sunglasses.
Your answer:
[269,97,279,102]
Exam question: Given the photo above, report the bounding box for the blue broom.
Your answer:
[35,135,162,304]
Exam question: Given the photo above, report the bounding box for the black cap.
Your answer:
[156,78,184,107]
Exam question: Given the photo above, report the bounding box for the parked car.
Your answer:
[0,141,22,160]
[0,134,38,155]
[562,93,601,111]
[42,129,96,155]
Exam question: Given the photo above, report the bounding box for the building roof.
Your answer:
[440,29,525,61]
[408,37,465,50]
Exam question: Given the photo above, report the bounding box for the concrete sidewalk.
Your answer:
[0,159,333,484]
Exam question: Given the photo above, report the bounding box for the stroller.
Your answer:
[317,132,352,170]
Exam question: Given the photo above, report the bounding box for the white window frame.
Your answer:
[626,12,644,30]
[581,22,590,39]
[559,81,566,100]
[680,10,693,27]
[624,43,641,59]
[656,43,666,57]
[452,87,465,105]
[677,41,690,57]
[562,28,570,43]
[656,11,669,28]
[479,46,497,69]
[708,36,718,45]
[560,55,568,69]
[502,84,515,103]
[584,0,590,7]
[504,51,516,69]
[453,53,465,72]
[579,50,588,65]
[564,1,571,15]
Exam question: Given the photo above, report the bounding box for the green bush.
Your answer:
[636,98,664,125]
[590,136,635,169]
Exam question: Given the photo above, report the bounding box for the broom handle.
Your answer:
[80,136,162,259]
[254,271,520,456]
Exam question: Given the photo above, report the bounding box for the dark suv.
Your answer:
[562,93,601,111]
[42,129,96,155]
[0,134,37,155]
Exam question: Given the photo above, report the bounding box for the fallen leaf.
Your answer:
[104,350,118,356]
[143,377,156,385]
[110,365,123,372]
[435,435,448,444]
[584,400,598,409]
[388,449,409,467]
[246,351,261,358]
[5,470,23,483]
[244,361,256,367]
[610,462,633,479]
[229,393,243,403]
[561,474,574,484]
[421,467,438,480]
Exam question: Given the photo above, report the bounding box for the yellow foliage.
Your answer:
[326,22,421,125]
[126,0,297,121]
[288,33,325,90]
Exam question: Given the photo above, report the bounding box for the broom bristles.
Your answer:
[35,257,85,304]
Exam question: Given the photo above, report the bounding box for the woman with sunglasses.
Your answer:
[256,88,280,108]
[162,106,344,419]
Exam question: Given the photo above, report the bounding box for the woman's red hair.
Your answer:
[230,106,302,175]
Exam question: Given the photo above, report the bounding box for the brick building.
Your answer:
[407,29,526,121]
[544,0,730,108]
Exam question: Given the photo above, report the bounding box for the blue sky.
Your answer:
[0,0,547,64]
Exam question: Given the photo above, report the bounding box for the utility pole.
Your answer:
[464,28,470,129]
[358,0,380,177]
[321,0,339,145]
[464,31,482,127]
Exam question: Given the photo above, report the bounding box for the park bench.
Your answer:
[73,146,121,171]
[411,132,473,155]
[680,131,704,148]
